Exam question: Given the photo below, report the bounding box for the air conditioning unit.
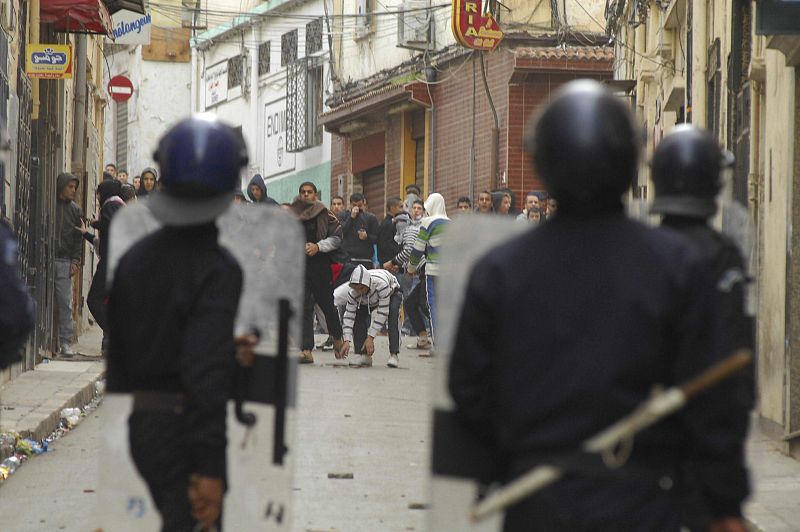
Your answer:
[397,0,433,51]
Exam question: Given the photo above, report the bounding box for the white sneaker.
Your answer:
[60,345,76,358]
[387,354,399,368]
[349,354,364,367]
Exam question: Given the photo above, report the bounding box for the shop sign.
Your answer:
[263,99,296,178]
[110,9,152,45]
[204,61,228,108]
[451,0,504,52]
[25,44,73,79]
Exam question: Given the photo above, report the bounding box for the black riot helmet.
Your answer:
[650,124,732,219]
[147,115,249,226]
[523,80,641,215]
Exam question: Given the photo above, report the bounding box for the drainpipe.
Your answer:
[250,24,259,175]
[30,0,41,119]
[71,35,88,177]
[480,53,499,189]
[190,47,198,113]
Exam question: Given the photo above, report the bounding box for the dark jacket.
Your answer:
[661,215,753,524]
[338,209,378,262]
[0,221,34,368]
[248,174,278,206]
[377,212,402,264]
[92,180,125,261]
[450,212,748,527]
[55,173,83,262]
[107,224,243,479]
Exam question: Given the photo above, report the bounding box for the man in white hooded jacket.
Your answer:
[407,193,450,346]
[339,264,402,368]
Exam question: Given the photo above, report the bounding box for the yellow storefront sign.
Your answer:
[25,44,73,79]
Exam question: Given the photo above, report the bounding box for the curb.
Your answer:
[0,368,104,461]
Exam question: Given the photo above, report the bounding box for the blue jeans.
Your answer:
[54,259,75,346]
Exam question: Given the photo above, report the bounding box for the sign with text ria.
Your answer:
[25,44,73,79]
[452,0,504,52]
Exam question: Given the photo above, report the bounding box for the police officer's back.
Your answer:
[107,117,246,531]
[650,126,753,530]
[449,81,747,531]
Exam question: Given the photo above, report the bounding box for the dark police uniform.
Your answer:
[108,224,242,531]
[449,212,747,531]
[446,79,751,532]
[0,220,34,369]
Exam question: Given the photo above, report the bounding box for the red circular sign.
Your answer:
[108,75,134,102]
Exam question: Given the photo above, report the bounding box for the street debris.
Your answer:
[0,394,103,485]
[327,472,354,479]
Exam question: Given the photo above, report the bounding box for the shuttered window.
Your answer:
[115,100,128,170]
[362,166,385,218]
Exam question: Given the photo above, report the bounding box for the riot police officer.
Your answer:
[651,125,752,531]
[107,116,246,531]
[0,220,34,369]
[448,81,748,530]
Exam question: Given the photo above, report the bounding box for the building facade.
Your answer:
[322,0,612,217]
[190,0,333,203]
[608,0,800,458]
[1,0,138,381]
[103,1,193,183]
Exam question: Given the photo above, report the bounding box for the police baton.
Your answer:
[470,349,753,522]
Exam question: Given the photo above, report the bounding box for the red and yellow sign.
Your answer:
[452,0,504,52]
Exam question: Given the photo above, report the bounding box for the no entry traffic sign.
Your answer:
[108,75,134,102]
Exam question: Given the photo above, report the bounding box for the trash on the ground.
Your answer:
[327,472,354,479]
[60,407,82,428]
[95,379,106,395]
[408,502,428,510]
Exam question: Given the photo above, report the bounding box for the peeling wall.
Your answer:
[757,51,795,426]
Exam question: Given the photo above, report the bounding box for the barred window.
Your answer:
[286,58,323,152]
[306,18,323,55]
[258,41,271,76]
[228,54,244,88]
[281,29,298,67]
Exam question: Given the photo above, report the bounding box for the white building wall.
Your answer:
[103,47,191,176]
[193,0,334,203]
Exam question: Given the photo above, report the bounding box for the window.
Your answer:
[286,57,323,152]
[228,54,244,88]
[306,18,323,55]
[258,41,270,76]
[281,29,297,67]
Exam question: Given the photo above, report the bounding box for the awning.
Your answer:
[103,1,147,16]
[40,0,114,37]
[320,82,431,134]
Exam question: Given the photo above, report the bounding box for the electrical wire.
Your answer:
[572,0,680,74]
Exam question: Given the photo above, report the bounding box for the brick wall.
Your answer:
[327,49,612,214]
[430,52,515,213]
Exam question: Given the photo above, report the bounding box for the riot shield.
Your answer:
[97,200,304,531]
[427,216,527,532]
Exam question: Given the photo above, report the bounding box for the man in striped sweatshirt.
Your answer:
[340,264,402,368]
[407,193,450,346]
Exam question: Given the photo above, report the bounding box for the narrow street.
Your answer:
[0,337,434,532]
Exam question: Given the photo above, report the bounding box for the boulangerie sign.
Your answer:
[110,10,152,45]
